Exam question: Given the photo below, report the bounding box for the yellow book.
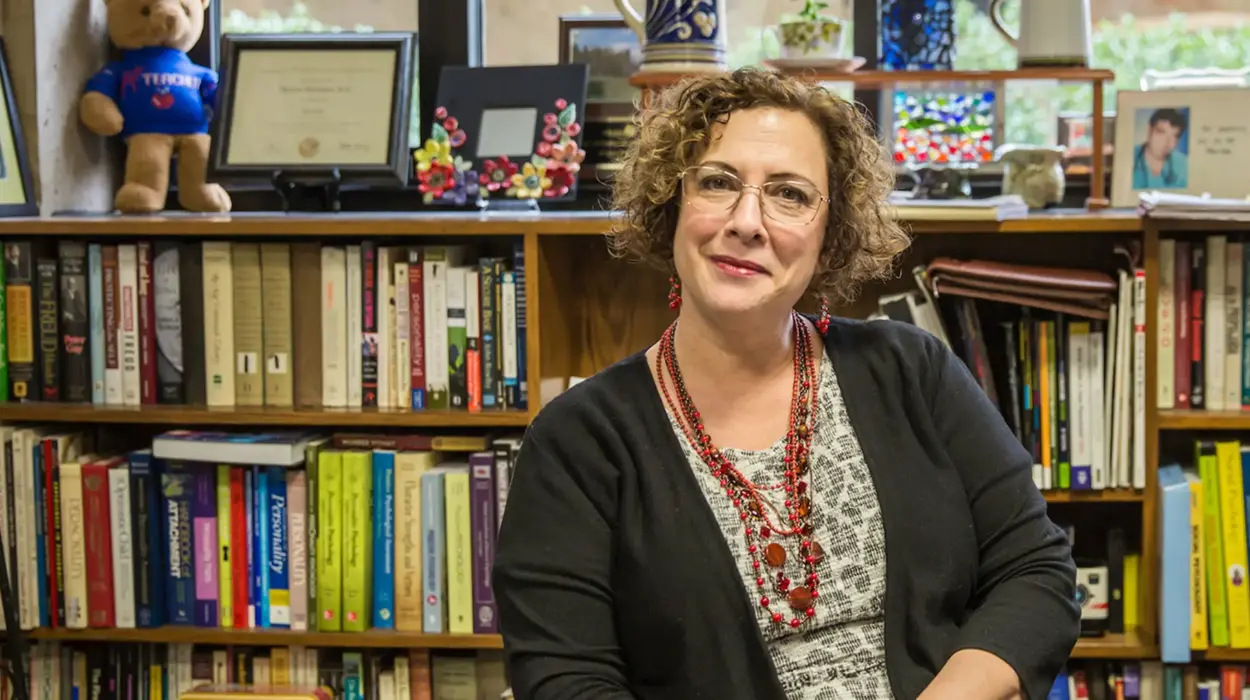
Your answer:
[270,648,291,685]
[444,464,474,634]
[1184,467,1208,649]
[394,450,442,632]
[1198,440,1229,646]
[341,451,373,633]
[1123,553,1139,631]
[1216,441,1250,647]
[317,450,344,632]
[1037,323,1051,481]
[216,465,233,628]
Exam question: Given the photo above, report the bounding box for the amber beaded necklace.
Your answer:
[656,312,824,629]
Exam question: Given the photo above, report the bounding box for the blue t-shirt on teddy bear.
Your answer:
[83,46,219,137]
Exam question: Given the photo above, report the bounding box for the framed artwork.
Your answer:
[558,14,641,113]
[209,32,416,188]
[418,64,589,205]
[0,37,36,216]
[1111,88,1250,208]
[1057,111,1114,173]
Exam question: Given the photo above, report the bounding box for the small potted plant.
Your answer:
[778,0,847,60]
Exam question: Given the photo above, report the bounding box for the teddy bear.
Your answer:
[79,0,231,214]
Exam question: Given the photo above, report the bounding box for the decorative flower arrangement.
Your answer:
[412,98,585,205]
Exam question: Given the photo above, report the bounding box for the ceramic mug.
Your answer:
[613,0,729,73]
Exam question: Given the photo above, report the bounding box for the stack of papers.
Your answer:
[884,193,1030,221]
[1139,191,1250,221]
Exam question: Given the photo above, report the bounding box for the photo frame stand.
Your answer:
[271,169,344,213]
[477,197,540,215]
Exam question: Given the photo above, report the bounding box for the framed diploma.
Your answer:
[209,32,415,191]
[416,64,589,207]
[0,37,36,217]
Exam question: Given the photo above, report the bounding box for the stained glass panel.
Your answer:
[892,90,995,165]
[880,0,955,71]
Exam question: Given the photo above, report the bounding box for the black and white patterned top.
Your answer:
[667,352,894,699]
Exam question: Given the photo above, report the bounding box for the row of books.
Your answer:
[1051,659,1250,700]
[0,238,527,412]
[0,427,521,637]
[22,642,507,700]
[874,255,1147,493]
[1157,235,1250,412]
[1159,439,1250,663]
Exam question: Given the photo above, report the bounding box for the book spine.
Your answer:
[215,465,232,628]
[444,467,472,634]
[163,464,194,625]
[89,244,104,405]
[128,450,164,627]
[82,460,116,627]
[36,257,59,401]
[513,240,528,410]
[345,245,363,409]
[501,270,519,409]
[118,244,140,406]
[202,242,235,407]
[103,246,121,405]
[342,451,371,632]
[420,470,445,633]
[229,467,248,629]
[316,450,342,631]
[138,242,157,404]
[46,439,64,627]
[153,241,184,404]
[108,464,136,628]
[287,469,307,631]
[266,466,290,628]
[469,453,497,633]
[231,243,264,406]
[57,241,90,403]
[372,451,394,629]
[361,242,378,407]
[59,461,86,628]
[478,258,498,409]
[305,441,320,632]
[5,242,36,401]
[260,244,294,407]
[192,465,218,627]
[408,251,425,410]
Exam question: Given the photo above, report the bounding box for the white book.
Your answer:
[118,244,141,406]
[1088,325,1107,491]
[202,241,236,407]
[395,261,411,410]
[1102,302,1118,486]
[321,247,348,407]
[502,271,519,403]
[109,464,136,628]
[1157,238,1176,409]
[59,461,88,629]
[424,253,450,407]
[1067,323,1090,487]
[1227,240,1244,410]
[345,245,363,409]
[1206,235,1228,410]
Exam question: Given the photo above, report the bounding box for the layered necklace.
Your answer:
[656,311,824,629]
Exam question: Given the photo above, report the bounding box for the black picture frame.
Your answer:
[0,37,37,217]
[558,14,640,116]
[209,32,416,190]
[420,64,589,206]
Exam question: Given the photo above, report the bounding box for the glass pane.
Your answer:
[893,89,995,165]
[220,0,421,145]
[955,0,1250,146]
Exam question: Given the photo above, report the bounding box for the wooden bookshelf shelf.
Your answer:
[0,209,1143,239]
[1194,646,1250,662]
[1069,630,1154,659]
[0,403,532,428]
[23,626,503,650]
[1042,489,1145,503]
[1156,409,1250,430]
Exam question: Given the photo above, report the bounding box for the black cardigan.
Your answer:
[492,317,1080,700]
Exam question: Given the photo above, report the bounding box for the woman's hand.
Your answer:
[916,649,1024,700]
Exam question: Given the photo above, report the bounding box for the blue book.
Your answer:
[421,467,448,633]
[372,450,396,629]
[33,442,47,627]
[161,461,194,625]
[1157,463,1190,663]
[87,244,105,405]
[266,465,290,628]
[129,449,165,627]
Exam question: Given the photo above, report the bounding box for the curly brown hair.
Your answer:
[607,67,910,307]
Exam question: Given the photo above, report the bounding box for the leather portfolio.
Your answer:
[925,257,1118,320]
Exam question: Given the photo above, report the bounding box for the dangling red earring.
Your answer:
[816,295,830,334]
[667,276,682,309]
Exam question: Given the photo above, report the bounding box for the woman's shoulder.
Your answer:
[525,349,656,447]
[823,315,949,376]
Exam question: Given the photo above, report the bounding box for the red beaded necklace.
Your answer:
[655,311,824,629]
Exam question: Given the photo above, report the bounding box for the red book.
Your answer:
[230,467,248,629]
[83,457,122,627]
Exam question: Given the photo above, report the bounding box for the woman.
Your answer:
[492,68,1080,700]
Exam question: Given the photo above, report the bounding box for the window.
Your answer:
[955,0,1250,146]
[219,0,422,144]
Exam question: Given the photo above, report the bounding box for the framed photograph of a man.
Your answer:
[1111,88,1250,208]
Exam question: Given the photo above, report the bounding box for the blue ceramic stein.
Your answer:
[613,0,728,73]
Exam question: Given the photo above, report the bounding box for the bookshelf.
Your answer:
[0,209,1203,667]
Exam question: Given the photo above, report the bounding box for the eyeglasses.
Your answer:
[681,165,829,226]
